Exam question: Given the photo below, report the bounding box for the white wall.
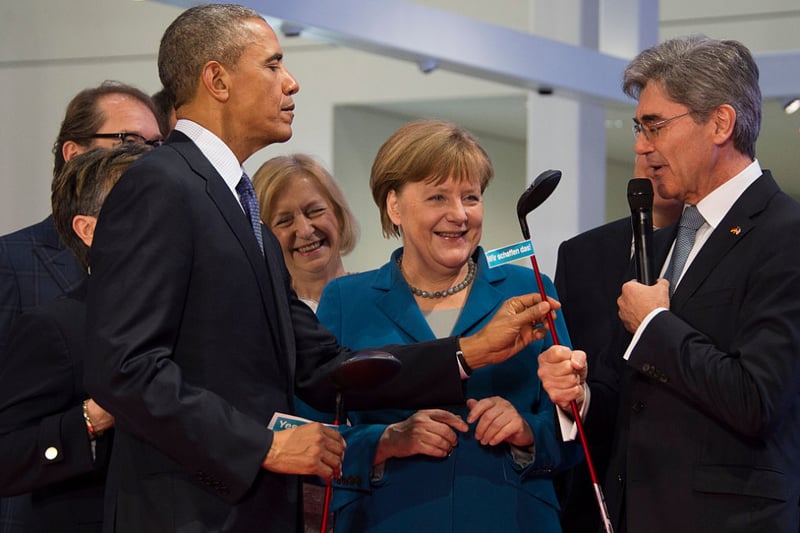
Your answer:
[0,0,178,233]
[0,1,523,239]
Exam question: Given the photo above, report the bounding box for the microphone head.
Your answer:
[627,178,654,211]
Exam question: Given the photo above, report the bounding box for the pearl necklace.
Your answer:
[397,256,476,299]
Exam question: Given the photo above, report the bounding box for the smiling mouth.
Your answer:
[436,231,467,239]
[296,240,323,254]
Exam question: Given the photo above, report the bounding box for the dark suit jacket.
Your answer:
[0,282,111,532]
[598,172,800,532]
[0,215,85,357]
[554,217,633,532]
[0,213,86,530]
[84,131,470,533]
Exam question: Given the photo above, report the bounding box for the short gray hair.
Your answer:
[623,35,761,159]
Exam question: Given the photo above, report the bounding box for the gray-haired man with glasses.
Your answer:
[540,35,800,533]
[0,80,160,532]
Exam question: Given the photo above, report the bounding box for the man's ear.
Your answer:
[72,215,97,247]
[200,61,231,103]
[711,104,736,145]
[62,140,86,164]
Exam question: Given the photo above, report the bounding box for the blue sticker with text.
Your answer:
[485,240,535,268]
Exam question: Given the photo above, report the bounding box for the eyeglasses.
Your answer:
[632,112,691,142]
[88,132,164,147]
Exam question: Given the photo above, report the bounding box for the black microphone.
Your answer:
[627,178,656,285]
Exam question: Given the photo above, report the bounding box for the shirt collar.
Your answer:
[694,159,762,229]
[174,119,246,197]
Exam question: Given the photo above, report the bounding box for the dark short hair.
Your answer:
[158,4,263,110]
[52,81,156,177]
[51,144,149,269]
[253,154,359,255]
[370,120,493,238]
[623,35,761,159]
[151,87,176,138]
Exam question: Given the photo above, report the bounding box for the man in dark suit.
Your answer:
[84,5,556,532]
[0,81,160,531]
[0,145,149,532]
[540,35,800,532]
[552,158,681,533]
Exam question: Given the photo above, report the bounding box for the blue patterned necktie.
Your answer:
[664,204,705,295]
[236,173,264,255]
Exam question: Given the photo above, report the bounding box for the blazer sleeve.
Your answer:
[0,309,97,495]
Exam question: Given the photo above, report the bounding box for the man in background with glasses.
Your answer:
[540,35,800,532]
[0,80,160,532]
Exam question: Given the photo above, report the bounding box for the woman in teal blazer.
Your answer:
[317,120,582,532]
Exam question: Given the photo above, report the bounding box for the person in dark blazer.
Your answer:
[83,6,556,533]
[540,35,800,532]
[0,80,160,363]
[0,145,149,532]
[0,81,160,531]
[317,120,583,532]
[552,158,681,533]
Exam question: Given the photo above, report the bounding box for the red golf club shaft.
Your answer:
[319,394,343,533]
[527,253,614,533]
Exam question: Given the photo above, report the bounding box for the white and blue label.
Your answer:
[484,240,535,268]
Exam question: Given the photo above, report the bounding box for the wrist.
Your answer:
[456,335,490,371]
[374,427,394,465]
[82,400,97,440]
[455,346,473,377]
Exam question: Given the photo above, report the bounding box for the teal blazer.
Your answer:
[317,247,581,532]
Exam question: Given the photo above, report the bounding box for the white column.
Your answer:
[525,0,606,274]
[600,0,659,58]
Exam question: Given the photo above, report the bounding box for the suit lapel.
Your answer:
[374,256,434,343]
[670,173,775,309]
[653,223,677,276]
[603,219,635,303]
[33,216,85,292]
[452,252,505,337]
[262,227,296,378]
[373,249,505,341]
[167,133,281,337]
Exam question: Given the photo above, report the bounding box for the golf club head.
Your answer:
[332,350,402,391]
[516,169,562,239]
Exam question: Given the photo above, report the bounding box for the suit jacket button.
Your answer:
[642,363,651,372]
[632,401,645,413]
[44,447,59,461]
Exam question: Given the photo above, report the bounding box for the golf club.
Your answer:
[320,350,402,532]
[516,169,614,533]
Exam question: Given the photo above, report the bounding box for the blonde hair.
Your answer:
[370,120,493,238]
[252,154,359,255]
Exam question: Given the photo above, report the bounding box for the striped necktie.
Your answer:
[235,173,264,255]
[664,204,705,295]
